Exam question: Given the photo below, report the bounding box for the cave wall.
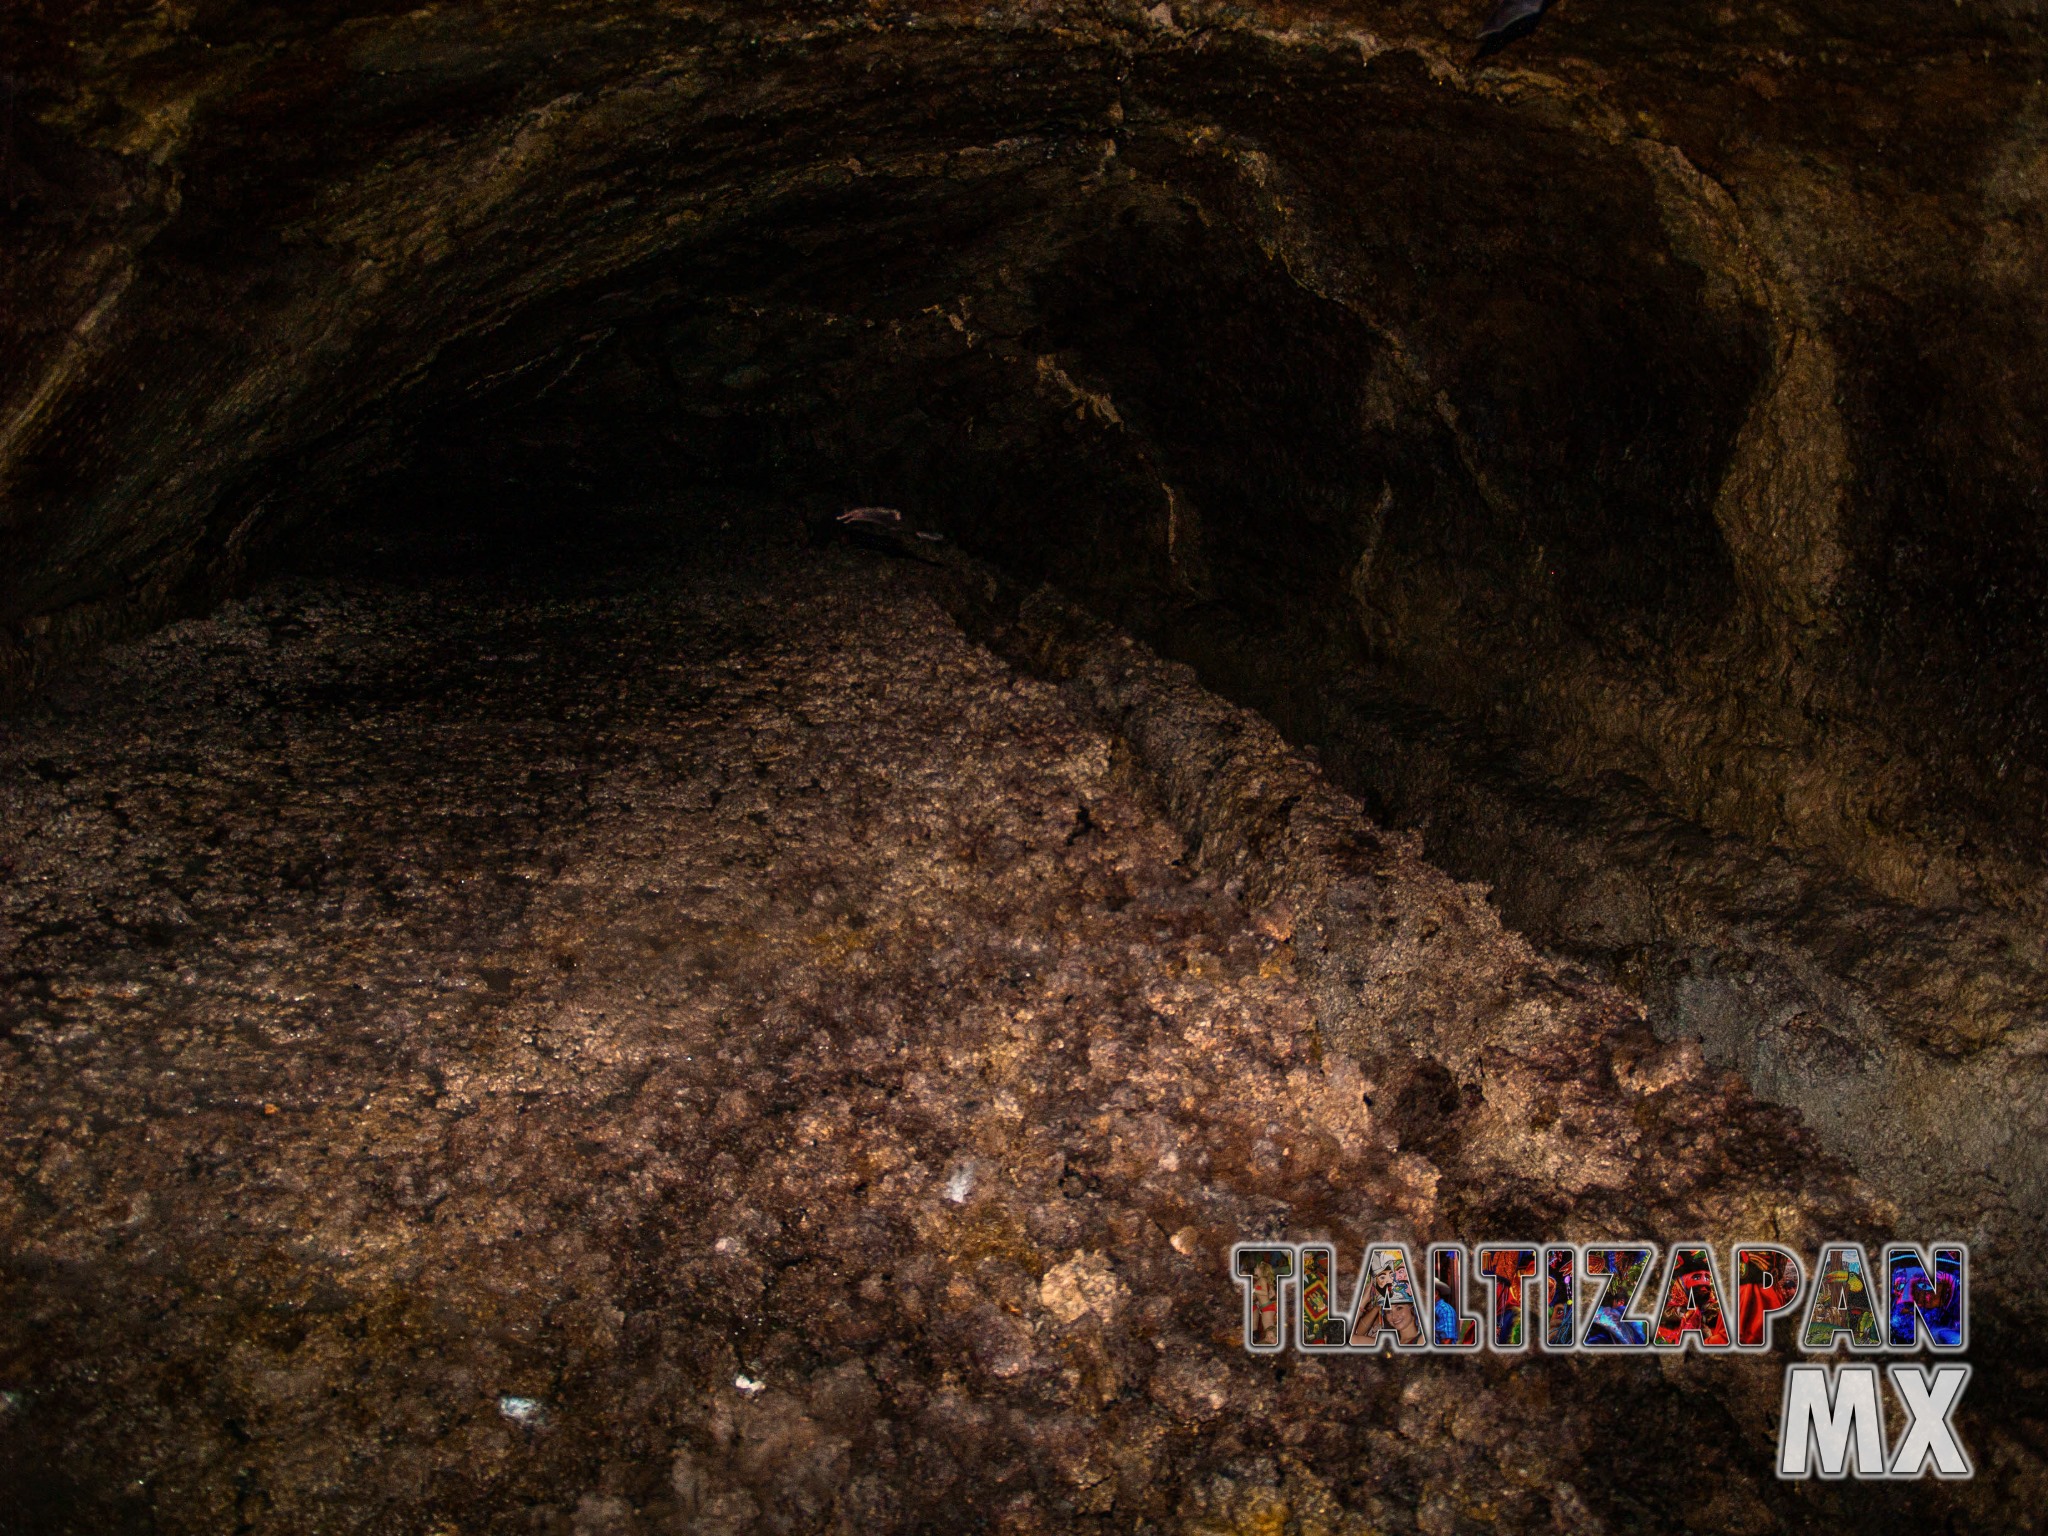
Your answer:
[6,0,2048,926]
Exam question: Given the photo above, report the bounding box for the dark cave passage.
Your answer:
[5,2,2048,1531]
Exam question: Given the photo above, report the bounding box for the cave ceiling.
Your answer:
[5,1,2048,909]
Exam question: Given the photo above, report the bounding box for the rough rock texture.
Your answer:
[7,0,2048,899]
[1115,584,2048,1327]
[7,0,2048,1303]
[6,528,2031,1532]
[8,0,2048,1515]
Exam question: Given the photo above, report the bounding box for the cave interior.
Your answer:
[4,0,2048,1531]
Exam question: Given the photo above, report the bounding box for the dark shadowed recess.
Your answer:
[316,41,1761,692]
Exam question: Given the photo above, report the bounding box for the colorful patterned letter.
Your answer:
[1801,1243,1883,1352]
[1541,1246,1577,1352]
[1234,1245,1295,1352]
[1353,1244,1427,1351]
[1653,1243,1732,1350]
[1580,1246,1655,1350]
[1298,1244,1350,1350]
[1733,1244,1804,1350]
[1884,1243,1966,1352]
[1476,1244,1539,1352]
[1428,1244,1480,1351]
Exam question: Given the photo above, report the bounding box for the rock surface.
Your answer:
[7,2,2048,1286]
[6,0,2048,906]
[3,525,2035,1531]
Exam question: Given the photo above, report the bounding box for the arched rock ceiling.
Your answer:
[5,0,2048,913]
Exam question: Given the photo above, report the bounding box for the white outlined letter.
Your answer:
[1887,1364,1973,1479]
[1778,1364,1885,1479]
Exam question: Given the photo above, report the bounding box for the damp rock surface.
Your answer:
[0,536,2028,1532]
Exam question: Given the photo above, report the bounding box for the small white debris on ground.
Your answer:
[496,1395,546,1427]
[942,1160,977,1204]
[733,1373,765,1397]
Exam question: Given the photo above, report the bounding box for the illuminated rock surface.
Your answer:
[7,0,2048,1291]
[7,0,2048,1524]
[2,526,2032,1531]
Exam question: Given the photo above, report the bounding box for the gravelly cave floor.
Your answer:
[0,533,2024,1534]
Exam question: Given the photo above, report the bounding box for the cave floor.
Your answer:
[0,533,2003,1534]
